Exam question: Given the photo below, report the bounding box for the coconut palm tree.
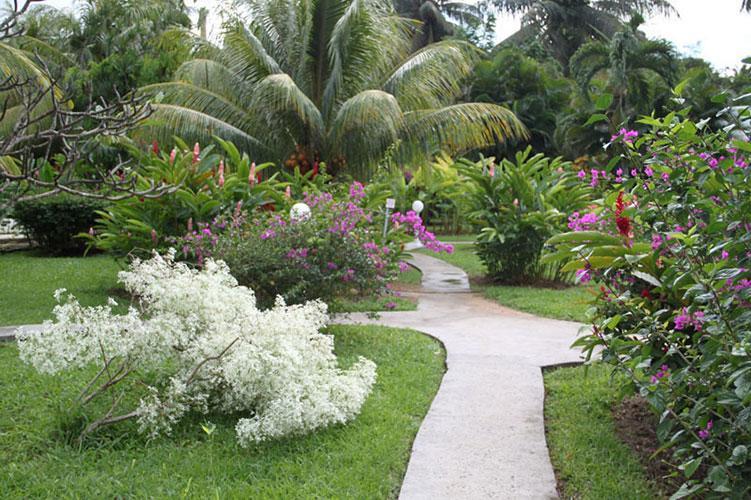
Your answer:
[139,0,527,178]
[492,0,675,72]
[569,15,677,124]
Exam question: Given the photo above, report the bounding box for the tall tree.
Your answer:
[569,16,677,124]
[492,0,676,71]
[139,0,528,178]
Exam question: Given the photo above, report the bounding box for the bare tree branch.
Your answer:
[0,2,180,209]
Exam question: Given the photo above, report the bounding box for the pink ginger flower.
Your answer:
[192,143,200,164]
[169,148,177,165]
[218,160,225,188]
[249,161,256,185]
[488,163,495,177]
[285,186,291,198]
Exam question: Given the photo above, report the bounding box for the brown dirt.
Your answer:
[611,395,684,498]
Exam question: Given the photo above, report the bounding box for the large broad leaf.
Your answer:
[547,231,623,246]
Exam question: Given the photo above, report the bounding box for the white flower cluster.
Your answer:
[18,250,377,445]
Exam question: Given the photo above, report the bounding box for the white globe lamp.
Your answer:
[411,200,424,214]
[290,202,311,221]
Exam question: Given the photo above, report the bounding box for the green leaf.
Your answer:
[583,113,608,127]
[595,93,613,111]
[632,271,662,287]
[682,457,702,478]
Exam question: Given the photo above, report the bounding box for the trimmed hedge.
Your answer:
[12,196,107,255]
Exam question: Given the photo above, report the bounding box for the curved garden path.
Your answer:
[333,252,586,499]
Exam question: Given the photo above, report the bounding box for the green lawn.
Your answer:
[0,324,445,497]
[419,246,592,322]
[483,285,593,323]
[544,363,658,499]
[0,251,126,326]
[0,252,423,325]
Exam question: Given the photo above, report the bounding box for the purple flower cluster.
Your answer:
[698,420,713,440]
[568,211,601,232]
[674,307,705,331]
[610,128,639,143]
[349,181,366,202]
[391,210,454,253]
[650,364,670,384]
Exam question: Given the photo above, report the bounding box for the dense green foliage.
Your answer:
[471,47,575,155]
[12,195,106,254]
[86,139,279,257]
[546,109,751,496]
[138,0,527,178]
[17,0,191,106]
[0,325,445,497]
[460,147,590,283]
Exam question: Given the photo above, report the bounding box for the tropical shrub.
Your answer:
[12,195,107,254]
[86,138,279,257]
[546,110,751,496]
[178,183,452,308]
[460,147,591,283]
[18,251,377,445]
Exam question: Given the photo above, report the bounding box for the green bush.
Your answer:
[460,147,591,284]
[12,195,107,255]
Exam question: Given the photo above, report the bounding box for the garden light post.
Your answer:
[383,198,396,239]
[411,200,424,245]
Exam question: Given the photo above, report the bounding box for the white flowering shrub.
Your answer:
[17,251,377,444]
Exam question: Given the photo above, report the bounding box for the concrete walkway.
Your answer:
[333,253,586,499]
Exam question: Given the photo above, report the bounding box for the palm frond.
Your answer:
[383,40,478,111]
[592,0,677,17]
[250,73,325,145]
[222,24,283,85]
[135,103,272,159]
[323,0,410,118]
[399,103,529,162]
[172,59,252,103]
[569,41,611,96]
[140,82,257,132]
[327,89,403,174]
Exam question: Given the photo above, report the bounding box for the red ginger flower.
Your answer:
[615,191,631,240]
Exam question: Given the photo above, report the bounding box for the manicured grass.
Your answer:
[544,363,658,499]
[417,245,486,280]
[0,252,424,322]
[419,246,592,322]
[0,251,125,326]
[483,285,593,323]
[329,295,417,313]
[0,324,445,497]
[396,265,422,286]
[432,234,475,243]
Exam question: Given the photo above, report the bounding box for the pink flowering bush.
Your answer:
[185,183,450,308]
[546,110,751,496]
